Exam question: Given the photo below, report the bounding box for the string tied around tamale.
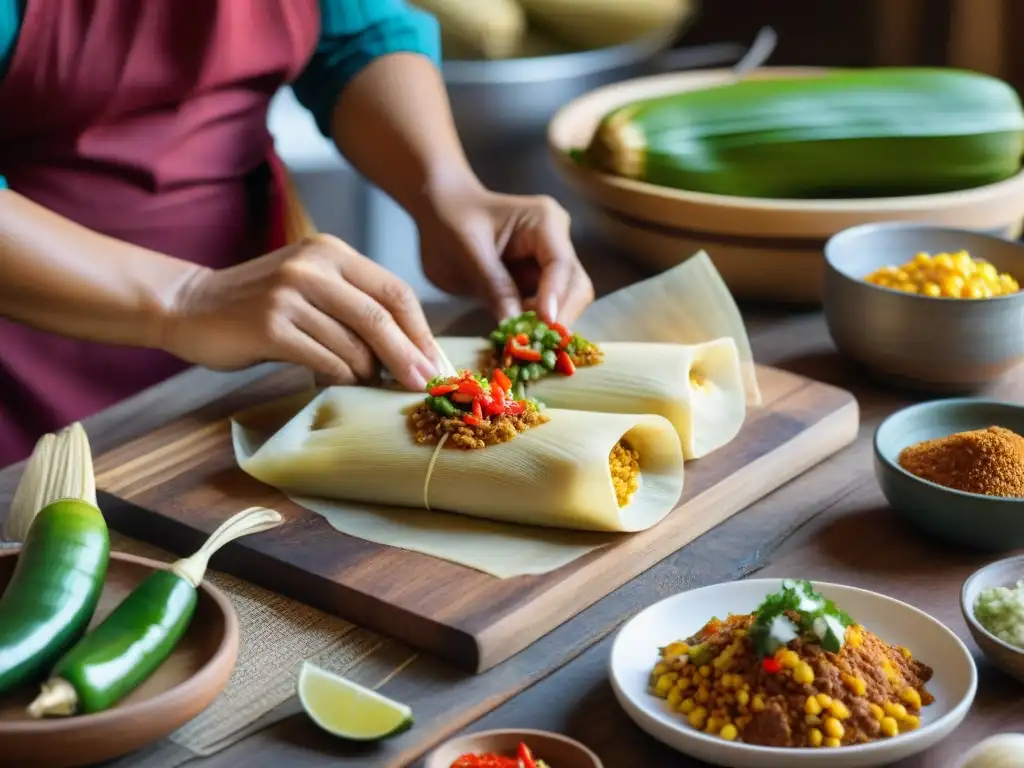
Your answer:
[422,433,449,511]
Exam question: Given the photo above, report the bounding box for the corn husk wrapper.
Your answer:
[236,387,683,533]
[231,250,759,577]
[439,337,745,460]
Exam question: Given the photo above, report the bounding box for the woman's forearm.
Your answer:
[329,53,483,220]
[0,190,201,347]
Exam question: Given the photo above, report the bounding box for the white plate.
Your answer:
[609,579,977,768]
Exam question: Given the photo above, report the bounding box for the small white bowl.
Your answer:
[609,579,977,768]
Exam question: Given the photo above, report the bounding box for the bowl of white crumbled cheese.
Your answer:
[961,555,1024,684]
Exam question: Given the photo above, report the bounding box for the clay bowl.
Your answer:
[961,554,1024,685]
[424,729,603,768]
[0,550,239,768]
[547,66,1024,304]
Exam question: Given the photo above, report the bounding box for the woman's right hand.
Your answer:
[160,234,441,391]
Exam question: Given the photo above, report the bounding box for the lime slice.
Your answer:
[297,661,413,741]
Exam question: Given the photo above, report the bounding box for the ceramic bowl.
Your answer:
[961,555,1024,685]
[824,222,1024,392]
[547,66,1024,304]
[874,399,1024,550]
[609,579,977,768]
[0,551,239,768]
[424,728,603,768]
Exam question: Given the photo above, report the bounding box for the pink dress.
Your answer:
[0,0,320,467]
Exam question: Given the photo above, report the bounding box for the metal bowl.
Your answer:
[823,222,1024,392]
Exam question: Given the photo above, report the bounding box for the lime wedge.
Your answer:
[297,661,413,741]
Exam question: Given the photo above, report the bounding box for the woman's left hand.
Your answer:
[417,187,595,324]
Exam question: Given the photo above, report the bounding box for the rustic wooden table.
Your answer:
[2,239,1022,768]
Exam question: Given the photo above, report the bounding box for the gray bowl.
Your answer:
[961,555,1024,685]
[824,222,1024,392]
[874,399,1024,550]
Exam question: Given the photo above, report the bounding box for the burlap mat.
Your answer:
[94,532,419,768]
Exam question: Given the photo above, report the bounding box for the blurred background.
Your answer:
[269,0,1018,307]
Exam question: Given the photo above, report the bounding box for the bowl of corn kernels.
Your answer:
[823,222,1024,392]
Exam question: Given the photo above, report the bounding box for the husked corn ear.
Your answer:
[582,68,1024,199]
[412,0,526,60]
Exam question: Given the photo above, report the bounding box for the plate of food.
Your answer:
[608,579,976,767]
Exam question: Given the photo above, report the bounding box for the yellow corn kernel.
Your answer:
[933,253,954,270]
[677,676,692,691]
[979,262,999,282]
[808,728,824,747]
[653,662,669,676]
[699,665,712,678]
[696,687,710,704]
[965,283,986,299]
[881,660,898,684]
[736,715,753,730]
[823,717,845,740]
[941,275,965,297]
[901,715,921,732]
[900,687,922,710]
[793,662,815,685]
[778,650,800,669]
[720,724,738,741]
[884,701,908,719]
[829,700,851,720]
[897,282,919,294]
[805,715,822,726]
[667,687,685,708]
[816,693,833,708]
[655,674,677,696]
[881,717,899,738]
[680,698,697,715]
[846,626,863,648]
[751,694,765,713]
[869,703,885,721]
[665,641,689,657]
[823,737,842,748]
[706,717,723,735]
[804,696,822,716]
[736,689,750,707]
[922,281,941,297]
[688,706,708,729]
[841,673,867,697]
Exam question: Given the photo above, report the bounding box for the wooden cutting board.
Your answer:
[94,364,858,673]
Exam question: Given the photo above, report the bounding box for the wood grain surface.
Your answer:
[91,363,858,674]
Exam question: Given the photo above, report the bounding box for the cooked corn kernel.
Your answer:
[665,641,689,657]
[667,687,685,708]
[706,717,724,735]
[736,690,750,707]
[841,673,867,697]
[653,662,669,676]
[680,698,697,714]
[778,650,800,669]
[689,707,708,729]
[699,665,712,678]
[696,687,710,703]
[829,700,851,720]
[823,717,845,740]
[655,673,677,695]
[846,626,863,648]
[804,696,822,716]
[808,728,824,747]
[823,737,842,748]
[751,694,765,713]
[881,717,899,738]
[793,662,815,684]
[869,703,885,721]
[865,250,1018,299]
[884,701,908,719]
[900,687,922,710]
[901,715,921,732]
[720,724,738,741]
[816,694,833,708]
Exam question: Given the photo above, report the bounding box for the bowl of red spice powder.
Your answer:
[874,399,1024,550]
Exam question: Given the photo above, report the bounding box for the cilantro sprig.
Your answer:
[748,580,855,657]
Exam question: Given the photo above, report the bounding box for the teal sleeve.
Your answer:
[293,0,441,138]
[0,176,7,189]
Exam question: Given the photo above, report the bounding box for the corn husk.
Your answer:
[439,337,745,460]
[236,387,684,533]
[3,423,97,543]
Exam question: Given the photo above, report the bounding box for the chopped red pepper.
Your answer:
[762,657,783,674]
[510,343,542,362]
[549,322,572,348]
[451,392,475,404]
[458,379,483,396]
[449,755,517,768]
[471,398,483,419]
[505,401,524,415]
[481,396,505,416]
[490,381,505,403]
[428,383,458,396]
[492,368,512,392]
[554,350,576,375]
[515,333,530,345]
[516,743,538,768]
[462,413,480,426]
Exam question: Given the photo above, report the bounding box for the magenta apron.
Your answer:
[0,0,320,468]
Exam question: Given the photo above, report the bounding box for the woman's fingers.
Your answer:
[558,264,596,325]
[268,318,359,385]
[291,302,379,382]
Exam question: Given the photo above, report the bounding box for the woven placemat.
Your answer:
[91,532,418,768]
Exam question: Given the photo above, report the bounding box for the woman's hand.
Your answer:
[418,187,595,324]
[160,234,441,391]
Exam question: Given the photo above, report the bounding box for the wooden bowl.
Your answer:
[0,551,239,768]
[824,223,1024,392]
[424,729,603,768]
[874,400,1024,551]
[961,555,1024,685]
[547,67,1024,304]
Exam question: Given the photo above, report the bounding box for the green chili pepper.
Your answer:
[488,330,507,347]
[527,363,545,379]
[541,329,562,347]
[532,323,549,341]
[513,381,527,401]
[541,349,557,370]
[520,366,532,382]
[430,396,458,417]
[505,364,520,382]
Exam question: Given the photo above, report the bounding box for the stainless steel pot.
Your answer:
[441,30,750,201]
